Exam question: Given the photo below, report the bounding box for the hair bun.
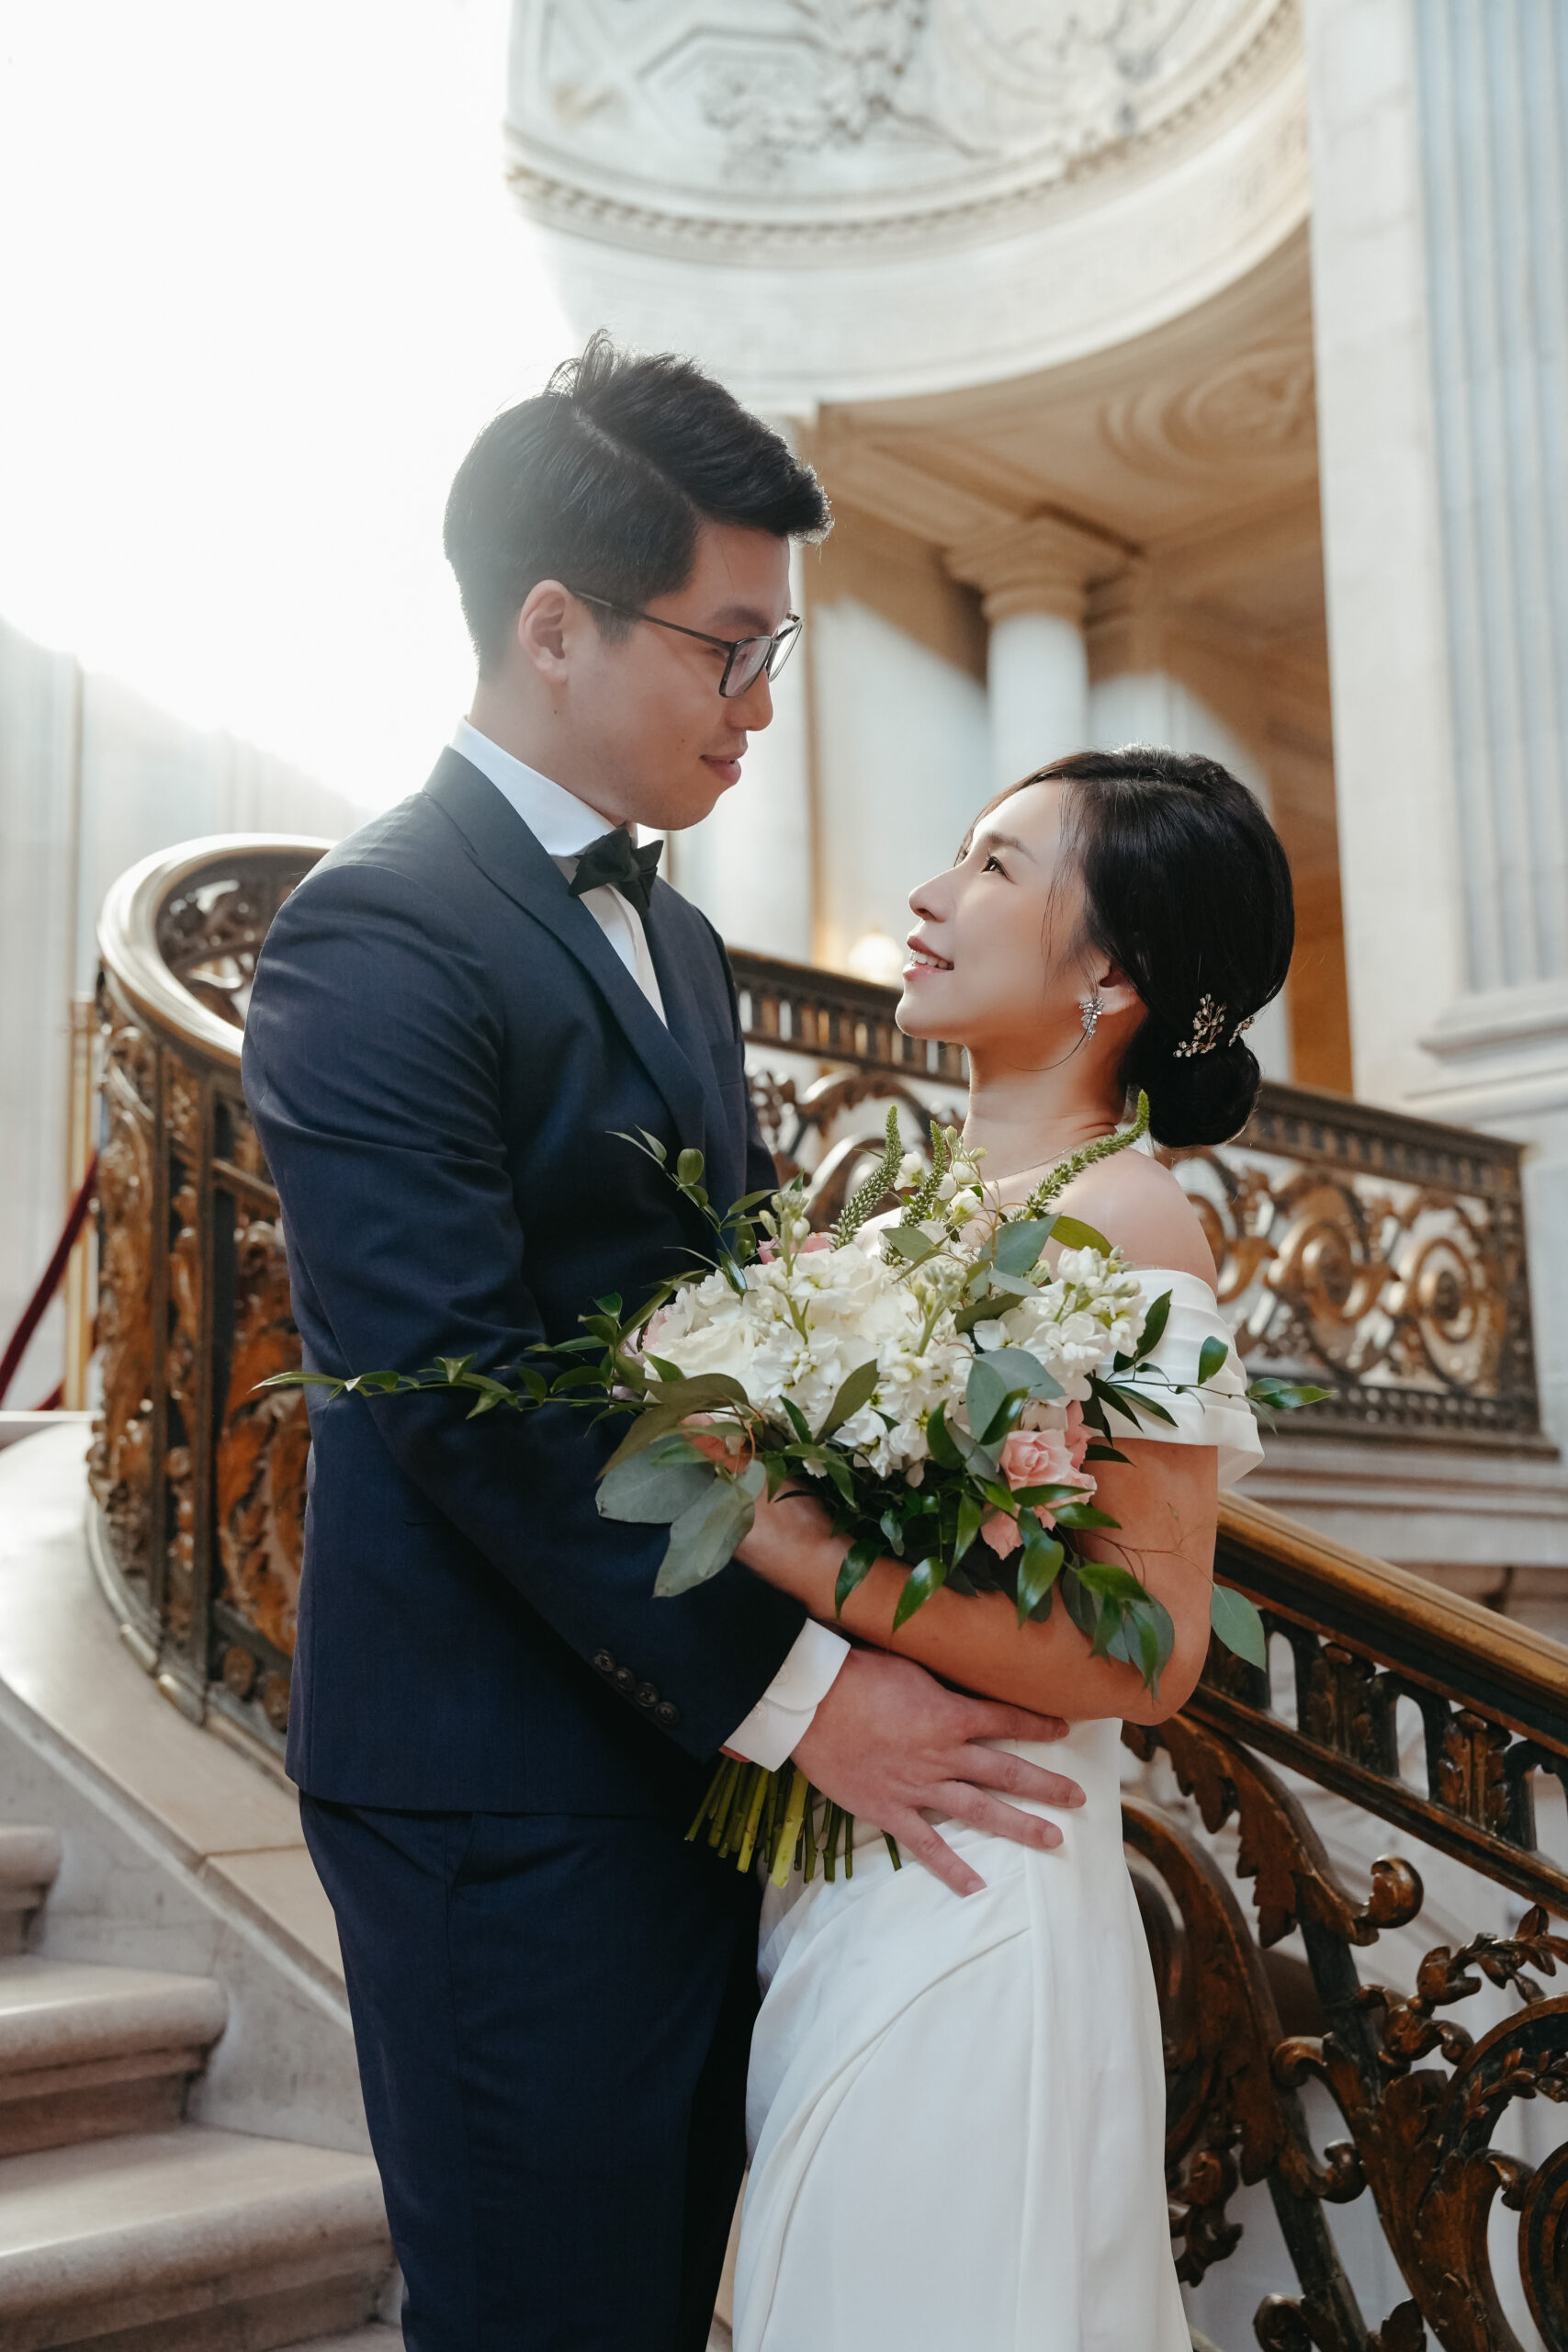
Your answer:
[1132,1031,1261,1148]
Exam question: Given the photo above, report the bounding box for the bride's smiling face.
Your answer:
[898,780,1125,1060]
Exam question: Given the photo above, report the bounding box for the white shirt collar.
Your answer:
[450,718,637,854]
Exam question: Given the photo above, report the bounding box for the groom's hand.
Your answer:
[790,1649,1085,1898]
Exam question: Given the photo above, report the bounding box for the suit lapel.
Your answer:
[423,751,708,1157]
[641,886,742,1211]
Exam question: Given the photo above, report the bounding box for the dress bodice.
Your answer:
[1115,1265,1262,1488]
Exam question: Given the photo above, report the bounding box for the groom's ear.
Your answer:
[515,579,573,680]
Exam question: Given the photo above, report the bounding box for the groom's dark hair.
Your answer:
[444,331,831,671]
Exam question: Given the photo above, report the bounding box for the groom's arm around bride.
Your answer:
[242,335,1081,2352]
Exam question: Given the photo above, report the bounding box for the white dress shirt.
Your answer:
[452,721,848,1769]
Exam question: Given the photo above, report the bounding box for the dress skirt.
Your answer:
[733,1720,1189,2352]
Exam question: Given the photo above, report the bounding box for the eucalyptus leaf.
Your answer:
[993,1218,1056,1277]
[598,1450,717,1525]
[653,1478,754,1597]
[1210,1582,1267,1668]
[884,1226,938,1266]
[965,1356,1011,1447]
[977,1346,1059,1400]
[644,1373,751,1410]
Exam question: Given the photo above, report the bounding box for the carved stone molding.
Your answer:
[504,0,1310,407]
[507,0,1293,255]
[1103,334,1317,482]
[945,510,1127,625]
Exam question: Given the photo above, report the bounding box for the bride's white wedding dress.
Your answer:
[733,1269,1261,2352]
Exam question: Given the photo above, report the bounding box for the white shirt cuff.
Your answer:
[723,1619,850,1773]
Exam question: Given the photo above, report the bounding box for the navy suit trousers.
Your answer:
[301,1796,760,2352]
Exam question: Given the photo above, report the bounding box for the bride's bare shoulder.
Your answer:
[1054,1148,1216,1289]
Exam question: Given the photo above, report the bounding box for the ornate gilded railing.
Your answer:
[87,839,1567,2341]
[729,953,1544,1449]
[1133,1493,1568,2350]
[91,836,327,1762]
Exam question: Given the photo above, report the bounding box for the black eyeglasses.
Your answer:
[571,591,803,699]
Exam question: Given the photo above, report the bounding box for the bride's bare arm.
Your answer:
[735,1436,1215,1727]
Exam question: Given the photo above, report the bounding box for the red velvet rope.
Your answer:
[0,1154,99,1408]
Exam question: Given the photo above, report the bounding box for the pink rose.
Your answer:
[979,1417,1097,1557]
[756,1231,834,1263]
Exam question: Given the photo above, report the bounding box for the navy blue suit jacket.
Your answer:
[242,748,807,1814]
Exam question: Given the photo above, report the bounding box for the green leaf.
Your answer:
[598,1450,717,1525]
[819,1358,881,1440]
[1134,1291,1171,1362]
[891,1555,949,1632]
[925,1402,964,1471]
[255,1369,343,1391]
[1083,1442,1130,1464]
[1015,1527,1064,1624]
[653,1477,754,1597]
[1210,1583,1268,1669]
[780,1396,815,1445]
[1060,1566,1098,1643]
[1197,1335,1230,1386]
[1073,1556,1150,1606]
[1010,1481,1096,1510]
[1247,1377,1334,1413]
[676,1148,705,1186]
[953,1489,984,1564]
[1046,1215,1111,1253]
[434,1354,476,1383]
[884,1223,938,1264]
[645,1373,750,1411]
[965,1357,1012,1446]
[993,1218,1056,1277]
[1097,1380,1177,1428]
[1053,1499,1120,1531]
[834,1536,881,1619]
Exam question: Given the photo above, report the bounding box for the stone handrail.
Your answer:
[86,838,1567,2341]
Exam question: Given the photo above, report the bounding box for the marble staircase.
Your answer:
[0,1823,392,2351]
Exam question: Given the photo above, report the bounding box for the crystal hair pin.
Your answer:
[1172,994,1226,1058]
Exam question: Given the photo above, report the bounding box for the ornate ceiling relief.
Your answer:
[1103,337,1318,481]
[503,0,1308,404]
[507,0,1293,255]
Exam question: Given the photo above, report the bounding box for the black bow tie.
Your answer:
[567,826,664,917]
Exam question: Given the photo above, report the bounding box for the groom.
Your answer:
[243,335,1081,2351]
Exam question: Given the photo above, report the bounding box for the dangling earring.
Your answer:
[1078,992,1103,1042]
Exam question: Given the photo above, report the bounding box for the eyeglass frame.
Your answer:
[570,590,803,699]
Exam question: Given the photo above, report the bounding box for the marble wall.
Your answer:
[0,616,357,1406]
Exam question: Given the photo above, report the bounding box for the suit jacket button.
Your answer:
[654,1700,680,1728]
[614,1666,637,1694]
[636,1681,659,1710]
[592,1651,615,1676]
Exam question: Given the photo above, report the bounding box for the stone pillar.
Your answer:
[666,420,818,960]
[947,516,1119,792]
[1304,0,1568,1438]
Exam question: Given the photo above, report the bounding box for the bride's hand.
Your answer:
[791,1648,1083,1899]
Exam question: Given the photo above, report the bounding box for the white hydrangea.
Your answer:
[645,1234,972,1477]
[972,1245,1145,1402]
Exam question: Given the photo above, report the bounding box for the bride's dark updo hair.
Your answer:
[995,746,1294,1148]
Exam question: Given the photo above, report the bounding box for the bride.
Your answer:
[728,745,1295,2350]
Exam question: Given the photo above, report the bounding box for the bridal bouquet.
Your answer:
[265,1101,1323,1884]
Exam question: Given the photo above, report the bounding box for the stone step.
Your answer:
[0,1830,62,1958]
[0,1956,228,2157]
[0,2124,390,2351]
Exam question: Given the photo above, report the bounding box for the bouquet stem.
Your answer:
[687,1758,900,1886]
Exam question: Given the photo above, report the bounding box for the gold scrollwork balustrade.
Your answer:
[88,842,1566,2343]
[728,954,1543,1449]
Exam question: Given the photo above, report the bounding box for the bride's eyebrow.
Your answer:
[976,831,1033,862]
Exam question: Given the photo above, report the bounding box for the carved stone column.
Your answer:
[947,515,1121,791]
[1305,0,1568,1437]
